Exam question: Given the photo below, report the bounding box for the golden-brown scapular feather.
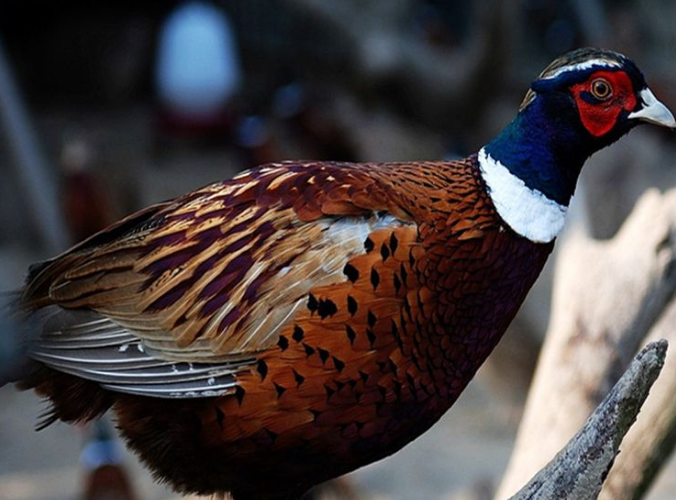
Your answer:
[22,161,422,361]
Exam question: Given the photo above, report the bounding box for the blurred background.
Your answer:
[0,0,674,499]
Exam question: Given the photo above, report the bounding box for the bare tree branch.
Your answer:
[497,188,676,500]
[510,340,668,500]
[599,301,676,500]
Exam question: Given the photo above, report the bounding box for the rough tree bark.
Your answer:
[496,188,676,500]
[509,340,668,500]
[599,302,676,500]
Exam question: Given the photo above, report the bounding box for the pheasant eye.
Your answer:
[590,78,612,100]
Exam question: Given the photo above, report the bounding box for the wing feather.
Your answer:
[20,161,418,397]
[26,308,248,398]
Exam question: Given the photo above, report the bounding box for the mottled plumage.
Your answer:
[7,48,675,500]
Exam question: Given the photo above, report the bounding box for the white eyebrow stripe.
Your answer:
[543,58,623,80]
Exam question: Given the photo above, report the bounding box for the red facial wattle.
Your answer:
[571,71,638,137]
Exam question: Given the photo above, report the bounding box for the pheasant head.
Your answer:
[481,47,675,243]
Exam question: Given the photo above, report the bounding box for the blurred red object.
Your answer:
[61,137,115,242]
[80,419,139,500]
[82,464,139,500]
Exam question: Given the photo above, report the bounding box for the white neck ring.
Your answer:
[478,148,568,243]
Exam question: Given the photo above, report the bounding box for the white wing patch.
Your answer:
[478,148,568,243]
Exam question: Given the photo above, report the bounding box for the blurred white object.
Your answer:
[155,1,241,119]
[80,419,124,470]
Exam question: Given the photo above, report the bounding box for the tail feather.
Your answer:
[3,291,113,427]
[18,365,114,429]
[35,401,59,431]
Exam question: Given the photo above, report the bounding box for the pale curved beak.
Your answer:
[628,88,676,128]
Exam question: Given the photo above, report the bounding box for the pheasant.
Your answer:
[5,48,675,500]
